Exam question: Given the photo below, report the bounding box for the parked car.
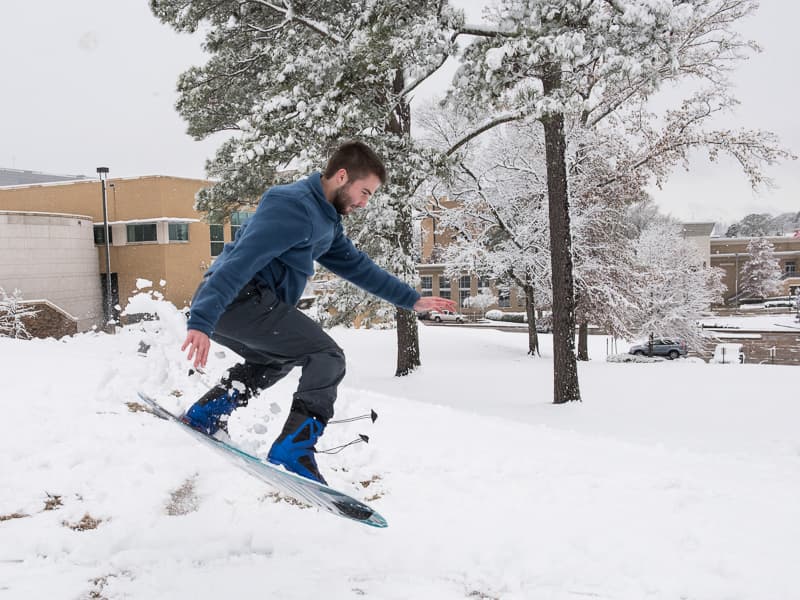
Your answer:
[628,338,688,359]
[429,309,465,323]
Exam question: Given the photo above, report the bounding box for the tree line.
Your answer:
[151,0,794,403]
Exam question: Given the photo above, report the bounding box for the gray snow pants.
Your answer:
[194,279,346,423]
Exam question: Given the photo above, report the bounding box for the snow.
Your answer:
[2,296,799,599]
[700,312,800,332]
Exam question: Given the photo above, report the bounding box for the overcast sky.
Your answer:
[1,1,797,225]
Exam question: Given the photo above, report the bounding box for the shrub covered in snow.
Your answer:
[0,287,38,340]
[485,311,527,323]
[606,353,665,364]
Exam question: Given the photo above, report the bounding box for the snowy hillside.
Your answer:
[1,296,798,599]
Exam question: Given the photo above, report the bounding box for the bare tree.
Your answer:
[0,288,38,340]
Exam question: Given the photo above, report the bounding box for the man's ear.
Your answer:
[336,168,349,185]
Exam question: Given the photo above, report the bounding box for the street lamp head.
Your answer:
[96,167,109,174]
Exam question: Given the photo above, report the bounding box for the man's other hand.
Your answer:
[413,296,457,314]
[181,329,211,369]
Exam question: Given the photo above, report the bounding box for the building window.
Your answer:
[168,223,189,242]
[93,225,112,245]
[126,223,157,243]
[478,276,491,291]
[230,211,255,240]
[438,275,451,299]
[420,275,433,297]
[785,261,796,275]
[459,275,472,307]
[498,289,510,308]
[210,224,224,257]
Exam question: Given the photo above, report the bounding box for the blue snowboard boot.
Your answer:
[182,385,241,439]
[267,409,327,485]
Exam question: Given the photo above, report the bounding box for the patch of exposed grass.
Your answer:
[360,474,382,488]
[165,477,200,516]
[467,591,499,600]
[43,493,63,511]
[125,401,149,413]
[0,512,28,523]
[360,474,385,501]
[262,492,311,509]
[63,513,102,531]
[86,571,132,600]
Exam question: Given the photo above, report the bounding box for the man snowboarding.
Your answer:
[180,141,455,484]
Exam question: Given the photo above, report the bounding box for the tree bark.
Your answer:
[541,64,582,403]
[577,321,589,361]
[389,69,422,376]
[523,283,540,356]
[396,307,420,376]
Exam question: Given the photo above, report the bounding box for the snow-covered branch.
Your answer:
[445,111,525,156]
[251,0,344,43]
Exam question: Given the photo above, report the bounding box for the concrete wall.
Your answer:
[0,211,102,331]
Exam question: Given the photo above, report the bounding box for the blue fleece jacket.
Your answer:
[187,172,421,336]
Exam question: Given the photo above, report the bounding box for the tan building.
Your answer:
[418,198,526,313]
[0,176,255,325]
[710,234,800,302]
[680,222,715,267]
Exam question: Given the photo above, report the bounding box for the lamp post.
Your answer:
[97,167,112,328]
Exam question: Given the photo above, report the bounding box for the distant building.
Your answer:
[0,167,89,187]
[418,198,527,314]
[710,235,800,302]
[0,174,255,334]
[680,222,716,267]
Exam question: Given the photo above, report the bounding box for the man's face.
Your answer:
[332,172,381,216]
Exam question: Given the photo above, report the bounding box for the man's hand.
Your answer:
[181,329,211,369]
[413,295,457,314]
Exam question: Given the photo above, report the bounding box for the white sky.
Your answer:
[1,1,797,224]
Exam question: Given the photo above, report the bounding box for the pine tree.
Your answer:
[150,0,462,375]
[740,238,783,299]
[0,288,38,340]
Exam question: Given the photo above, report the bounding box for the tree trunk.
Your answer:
[396,307,420,376]
[577,321,589,361]
[389,69,422,376]
[523,283,540,356]
[541,64,581,403]
[395,205,421,375]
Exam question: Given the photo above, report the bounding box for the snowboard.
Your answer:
[136,391,388,528]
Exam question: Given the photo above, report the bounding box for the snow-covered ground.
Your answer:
[1,295,798,599]
[700,311,800,332]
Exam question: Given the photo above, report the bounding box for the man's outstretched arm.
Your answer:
[413,295,456,314]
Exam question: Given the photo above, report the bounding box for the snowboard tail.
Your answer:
[137,391,387,528]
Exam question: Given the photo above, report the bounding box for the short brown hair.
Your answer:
[323,141,387,185]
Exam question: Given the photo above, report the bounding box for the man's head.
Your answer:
[323,141,387,216]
